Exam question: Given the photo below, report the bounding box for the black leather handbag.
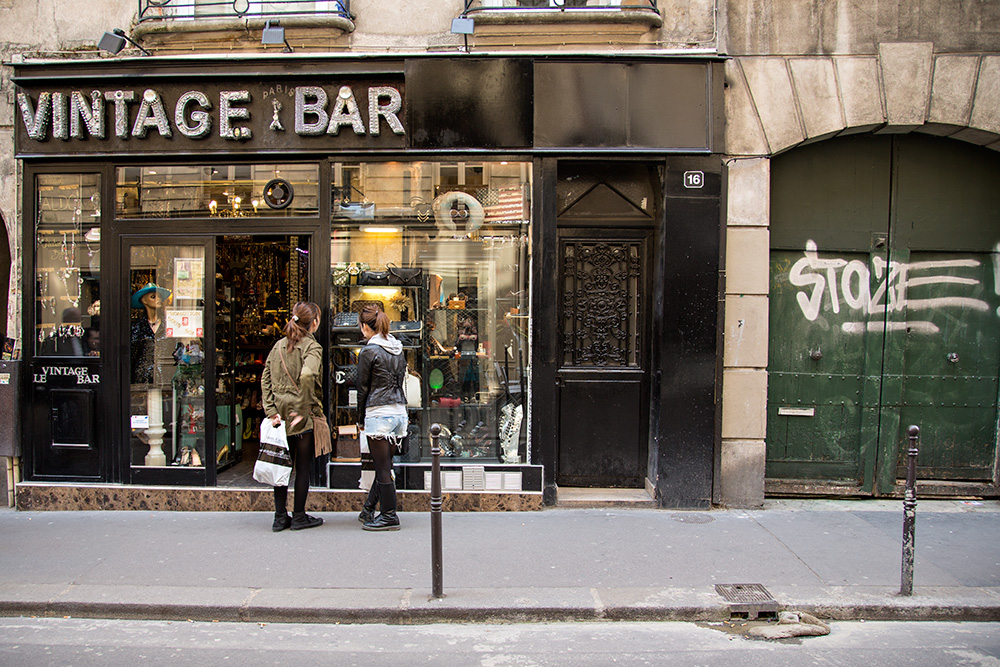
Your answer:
[334,363,357,386]
[358,270,389,286]
[387,264,422,287]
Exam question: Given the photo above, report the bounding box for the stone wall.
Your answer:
[724,0,1000,55]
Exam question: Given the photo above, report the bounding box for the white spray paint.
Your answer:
[787,240,998,335]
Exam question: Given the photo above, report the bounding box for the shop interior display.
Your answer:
[330,162,530,466]
[213,236,307,471]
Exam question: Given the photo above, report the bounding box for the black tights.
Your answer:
[274,431,314,515]
[368,436,394,484]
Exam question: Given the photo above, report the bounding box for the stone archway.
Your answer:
[718,43,1000,507]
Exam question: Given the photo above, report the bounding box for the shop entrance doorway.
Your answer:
[213,235,309,485]
[553,163,656,488]
[124,234,309,486]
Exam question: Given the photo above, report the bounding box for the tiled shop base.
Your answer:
[15,482,543,512]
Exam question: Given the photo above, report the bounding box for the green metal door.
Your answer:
[767,248,883,490]
[885,251,1000,485]
[768,134,1000,496]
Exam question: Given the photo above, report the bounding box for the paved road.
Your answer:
[0,618,998,666]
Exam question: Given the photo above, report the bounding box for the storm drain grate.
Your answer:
[715,583,780,619]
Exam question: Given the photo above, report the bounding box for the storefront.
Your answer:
[13,55,724,509]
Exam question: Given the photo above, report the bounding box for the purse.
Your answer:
[335,363,357,386]
[332,262,369,285]
[351,299,384,313]
[336,424,361,459]
[404,370,421,408]
[387,264,422,287]
[358,270,389,286]
[331,311,359,328]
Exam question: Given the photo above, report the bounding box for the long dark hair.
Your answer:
[284,301,321,351]
[359,303,390,338]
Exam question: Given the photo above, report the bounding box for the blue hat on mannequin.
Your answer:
[131,283,172,309]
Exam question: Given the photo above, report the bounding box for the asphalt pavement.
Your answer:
[0,499,997,624]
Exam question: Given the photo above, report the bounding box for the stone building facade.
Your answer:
[2,1,999,508]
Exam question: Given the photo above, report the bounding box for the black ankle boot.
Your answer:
[291,512,323,530]
[272,512,291,532]
[358,481,379,524]
[363,482,400,531]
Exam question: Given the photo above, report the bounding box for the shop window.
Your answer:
[35,174,101,358]
[129,244,208,469]
[116,164,319,219]
[330,161,530,475]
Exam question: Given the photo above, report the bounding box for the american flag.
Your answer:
[480,186,526,223]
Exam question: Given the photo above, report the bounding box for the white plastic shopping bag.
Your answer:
[260,419,288,447]
[253,420,291,486]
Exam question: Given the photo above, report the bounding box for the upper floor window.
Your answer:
[471,1,657,9]
[463,0,662,32]
[139,0,351,22]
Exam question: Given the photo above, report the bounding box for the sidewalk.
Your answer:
[0,499,997,624]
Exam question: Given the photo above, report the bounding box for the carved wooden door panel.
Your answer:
[556,229,651,487]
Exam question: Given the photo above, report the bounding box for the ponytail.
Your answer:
[359,303,390,338]
[284,301,321,351]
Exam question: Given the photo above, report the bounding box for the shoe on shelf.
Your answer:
[290,513,323,531]
[272,513,291,532]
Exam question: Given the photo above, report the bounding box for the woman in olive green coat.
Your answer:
[261,301,324,532]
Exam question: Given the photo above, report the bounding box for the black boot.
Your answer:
[290,512,323,530]
[363,482,400,531]
[273,487,291,532]
[358,480,379,524]
[272,511,291,532]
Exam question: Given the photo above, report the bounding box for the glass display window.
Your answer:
[35,173,102,358]
[116,164,319,219]
[129,244,208,469]
[330,160,530,466]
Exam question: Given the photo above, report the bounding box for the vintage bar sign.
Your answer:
[33,365,100,385]
[14,81,406,155]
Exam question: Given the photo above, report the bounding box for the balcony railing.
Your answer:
[465,0,657,10]
[138,0,352,23]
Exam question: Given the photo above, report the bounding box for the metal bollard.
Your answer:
[430,423,444,598]
[900,425,919,596]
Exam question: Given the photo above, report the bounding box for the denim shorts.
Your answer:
[364,414,408,447]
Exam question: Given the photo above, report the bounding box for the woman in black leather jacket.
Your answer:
[356,304,408,531]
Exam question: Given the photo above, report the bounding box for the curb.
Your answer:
[1,585,998,624]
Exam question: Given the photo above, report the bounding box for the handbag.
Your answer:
[253,421,291,486]
[358,270,389,286]
[336,424,361,459]
[335,363,357,386]
[331,311,359,328]
[404,370,421,408]
[351,299,384,313]
[332,262,369,285]
[387,264,422,287]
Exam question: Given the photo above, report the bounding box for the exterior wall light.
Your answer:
[262,20,293,53]
[98,28,151,56]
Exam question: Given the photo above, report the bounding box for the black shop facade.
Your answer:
[12,55,725,510]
